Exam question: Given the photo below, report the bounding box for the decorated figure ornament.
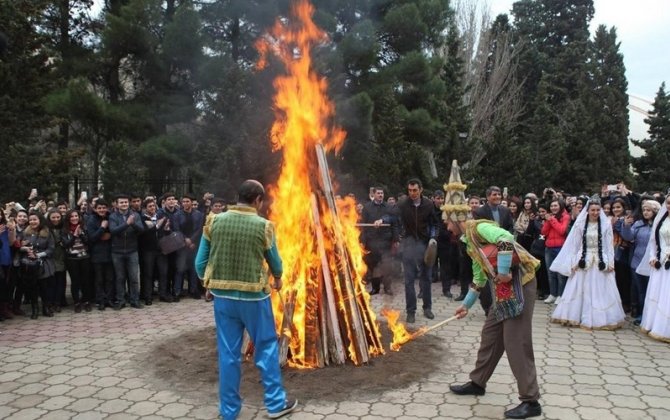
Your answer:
[441,160,470,223]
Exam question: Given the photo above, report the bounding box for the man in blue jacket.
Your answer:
[108,194,145,309]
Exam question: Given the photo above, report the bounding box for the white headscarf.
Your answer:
[636,196,670,276]
[550,199,613,277]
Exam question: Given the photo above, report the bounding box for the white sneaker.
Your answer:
[554,296,561,305]
[544,295,556,304]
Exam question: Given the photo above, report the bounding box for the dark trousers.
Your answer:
[459,251,473,296]
[615,260,632,309]
[141,250,160,301]
[631,270,649,317]
[470,278,540,402]
[55,270,67,306]
[66,258,93,303]
[436,246,450,295]
[93,261,115,305]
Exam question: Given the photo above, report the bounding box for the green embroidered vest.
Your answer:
[203,206,274,293]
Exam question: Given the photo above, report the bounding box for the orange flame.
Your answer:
[257,0,383,368]
[381,308,428,351]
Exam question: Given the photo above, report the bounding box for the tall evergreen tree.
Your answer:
[511,0,595,193]
[0,0,58,202]
[587,25,630,186]
[632,83,670,192]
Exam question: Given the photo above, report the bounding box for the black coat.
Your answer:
[474,204,514,233]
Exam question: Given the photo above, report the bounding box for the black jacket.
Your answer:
[398,196,438,242]
[360,200,400,247]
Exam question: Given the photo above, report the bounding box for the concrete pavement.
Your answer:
[1,282,670,420]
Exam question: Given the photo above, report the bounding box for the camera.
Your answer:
[607,185,618,192]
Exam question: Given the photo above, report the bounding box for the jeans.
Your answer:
[214,297,286,420]
[66,257,93,303]
[184,246,200,295]
[93,262,115,305]
[112,252,140,305]
[402,237,432,314]
[631,269,649,316]
[545,247,566,297]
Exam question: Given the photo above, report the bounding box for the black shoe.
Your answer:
[384,289,394,296]
[113,303,125,310]
[173,296,181,303]
[406,313,415,324]
[450,381,486,396]
[424,309,435,320]
[443,291,453,298]
[130,302,143,309]
[504,401,542,419]
[369,289,380,296]
[84,303,92,312]
[191,293,201,300]
[97,304,105,311]
[417,291,423,299]
[268,399,298,419]
[145,299,153,306]
[454,294,466,302]
[74,303,82,313]
[159,296,173,303]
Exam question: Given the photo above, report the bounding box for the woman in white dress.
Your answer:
[637,194,670,342]
[550,198,625,329]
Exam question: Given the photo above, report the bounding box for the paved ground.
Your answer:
[1,281,670,420]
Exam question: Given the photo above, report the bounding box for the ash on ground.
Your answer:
[137,325,447,405]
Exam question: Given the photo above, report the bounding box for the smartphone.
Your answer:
[607,184,618,192]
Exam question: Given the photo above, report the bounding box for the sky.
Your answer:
[92,0,669,147]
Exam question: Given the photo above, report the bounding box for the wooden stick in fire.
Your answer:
[355,223,390,227]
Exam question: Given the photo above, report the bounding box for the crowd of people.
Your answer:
[358,181,670,342]
[0,191,227,321]
[2,181,670,345]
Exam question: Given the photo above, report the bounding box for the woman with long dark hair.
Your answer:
[550,198,625,329]
[62,209,93,312]
[514,196,538,251]
[46,209,66,312]
[18,212,55,319]
[636,194,670,342]
[542,198,570,304]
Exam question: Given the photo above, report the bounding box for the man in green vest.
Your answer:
[195,180,297,420]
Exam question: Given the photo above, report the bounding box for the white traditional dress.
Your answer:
[637,202,670,342]
[550,204,625,329]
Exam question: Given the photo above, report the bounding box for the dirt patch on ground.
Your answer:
[137,325,447,405]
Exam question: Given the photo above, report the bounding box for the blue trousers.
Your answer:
[545,247,566,297]
[214,296,286,420]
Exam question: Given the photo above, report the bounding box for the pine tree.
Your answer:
[632,83,670,192]
[587,25,630,186]
[511,0,595,193]
[0,0,57,202]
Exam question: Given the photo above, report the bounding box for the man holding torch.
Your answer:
[441,162,542,419]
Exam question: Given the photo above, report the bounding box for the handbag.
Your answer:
[158,231,186,255]
[530,235,546,258]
